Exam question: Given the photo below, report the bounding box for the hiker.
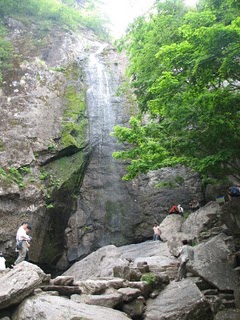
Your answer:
[14,222,32,265]
[189,199,199,210]
[175,239,194,282]
[227,186,240,201]
[0,251,6,270]
[153,223,161,241]
[169,204,184,216]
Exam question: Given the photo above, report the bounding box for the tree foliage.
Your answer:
[113,0,240,181]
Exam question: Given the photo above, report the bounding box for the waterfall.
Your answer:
[65,42,139,261]
[86,44,117,150]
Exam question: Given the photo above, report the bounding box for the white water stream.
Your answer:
[85,44,117,150]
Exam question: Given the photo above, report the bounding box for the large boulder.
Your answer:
[62,245,129,280]
[162,202,223,256]
[159,214,183,242]
[118,241,176,268]
[191,233,239,292]
[182,201,221,239]
[12,293,131,320]
[144,279,212,320]
[0,262,49,310]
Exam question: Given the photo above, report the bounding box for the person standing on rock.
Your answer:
[14,222,32,265]
[0,251,6,270]
[153,223,162,241]
[175,239,194,282]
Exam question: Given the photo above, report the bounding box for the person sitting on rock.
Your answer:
[189,199,199,210]
[169,204,184,216]
[227,186,240,201]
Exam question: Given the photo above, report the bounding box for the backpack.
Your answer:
[16,240,23,250]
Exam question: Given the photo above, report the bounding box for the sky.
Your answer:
[102,0,198,38]
[102,0,155,38]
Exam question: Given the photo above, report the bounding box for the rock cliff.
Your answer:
[0,17,204,271]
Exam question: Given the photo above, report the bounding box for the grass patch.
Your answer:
[141,273,156,285]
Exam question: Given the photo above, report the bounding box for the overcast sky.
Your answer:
[102,0,155,38]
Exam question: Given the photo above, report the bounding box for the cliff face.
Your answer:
[0,17,204,272]
[0,17,92,267]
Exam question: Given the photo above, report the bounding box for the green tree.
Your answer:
[113,0,240,181]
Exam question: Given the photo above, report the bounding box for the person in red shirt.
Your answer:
[168,204,184,216]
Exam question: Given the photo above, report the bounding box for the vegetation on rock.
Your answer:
[112,0,240,182]
[0,166,32,188]
[61,62,87,149]
[0,0,109,37]
[0,26,14,85]
[0,0,109,86]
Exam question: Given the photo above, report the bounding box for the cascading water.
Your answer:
[65,43,141,262]
[86,44,115,148]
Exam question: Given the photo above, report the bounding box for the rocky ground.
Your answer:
[0,200,240,320]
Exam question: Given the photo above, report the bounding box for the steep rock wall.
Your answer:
[0,18,94,267]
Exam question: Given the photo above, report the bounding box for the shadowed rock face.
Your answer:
[221,198,240,247]
[0,17,204,272]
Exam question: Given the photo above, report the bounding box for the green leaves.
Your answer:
[112,0,240,181]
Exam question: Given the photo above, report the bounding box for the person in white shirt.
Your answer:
[14,222,32,265]
[177,204,184,214]
[153,223,161,241]
[0,251,6,270]
[175,239,194,281]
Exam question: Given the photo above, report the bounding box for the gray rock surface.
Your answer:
[63,245,129,280]
[144,279,212,320]
[182,201,221,239]
[12,293,131,320]
[71,292,123,308]
[0,262,48,310]
[76,277,126,294]
[214,309,240,320]
[191,233,239,291]
[118,241,176,267]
